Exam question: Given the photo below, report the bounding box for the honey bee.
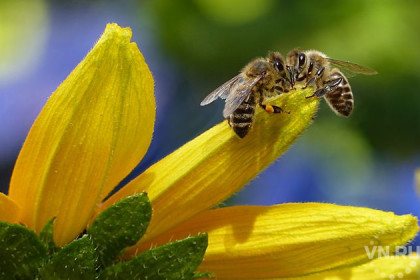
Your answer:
[286,49,377,116]
[200,52,291,138]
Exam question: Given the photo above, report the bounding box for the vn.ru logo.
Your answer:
[365,234,419,279]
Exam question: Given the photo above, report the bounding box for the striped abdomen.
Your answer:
[229,97,256,138]
[324,71,354,117]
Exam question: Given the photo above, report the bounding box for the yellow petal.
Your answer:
[291,254,420,280]
[99,87,318,243]
[9,23,155,246]
[0,193,20,224]
[125,203,418,279]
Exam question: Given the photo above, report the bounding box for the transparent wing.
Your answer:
[327,58,378,76]
[200,74,242,106]
[223,75,262,118]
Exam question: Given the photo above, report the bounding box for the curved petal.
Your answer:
[0,193,20,224]
[9,23,155,246]
[125,203,418,279]
[290,254,420,280]
[99,87,319,243]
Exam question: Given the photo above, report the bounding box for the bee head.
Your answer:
[268,51,294,88]
[245,60,269,77]
[285,49,308,87]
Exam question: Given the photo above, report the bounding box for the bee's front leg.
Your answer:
[305,76,342,98]
[269,84,290,94]
[275,85,290,93]
[303,66,325,89]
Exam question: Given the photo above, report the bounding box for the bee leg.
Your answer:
[227,117,232,127]
[303,67,325,89]
[271,85,289,93]
[302,77,316,90]
[305,76,343,99]
[296,73,307,83]
[286,66,295,89]
[322,77,343,86]
[259,103,290,114]
[306,87,329,99]
[273,105,291,114]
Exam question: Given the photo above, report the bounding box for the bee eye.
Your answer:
[274,59,284,72]
[298,53,306,67]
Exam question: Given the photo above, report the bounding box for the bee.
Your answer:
[200,52,291,138]
[286,49,377,116]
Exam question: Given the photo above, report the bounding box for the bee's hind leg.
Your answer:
[259,103,290,114]
[258,92,290,114]
[258,90,290,114]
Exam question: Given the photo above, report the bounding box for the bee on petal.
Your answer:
[286,49,377,117]
[200,52,291,138]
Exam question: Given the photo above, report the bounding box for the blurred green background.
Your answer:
[0,0,419,233]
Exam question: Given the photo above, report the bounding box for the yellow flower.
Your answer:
[1,23,418,278]
[8,23,155,244]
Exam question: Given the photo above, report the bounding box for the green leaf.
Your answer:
[0,221,47,279]
[39,235,96,280]
[99,233,208,280]
[39,218,59,256]
[87,193,152,267]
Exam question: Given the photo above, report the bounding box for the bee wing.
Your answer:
[200,74,242,106]
[223,75,262,118]
[327,58,378,76]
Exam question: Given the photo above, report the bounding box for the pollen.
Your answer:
[265,104,275,114]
